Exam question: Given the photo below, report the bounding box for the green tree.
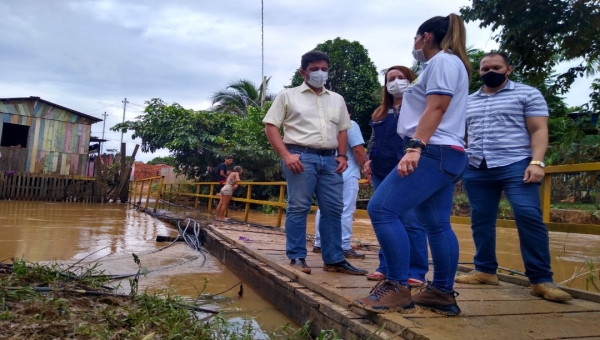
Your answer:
[147,156,176,167]
[210,78,272,116]
[111,99,282,190]
[460,0,600,92]
[289,38,380,139]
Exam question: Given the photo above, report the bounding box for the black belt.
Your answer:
[285,144,336,156]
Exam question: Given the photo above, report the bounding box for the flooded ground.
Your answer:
[0,201,294,335]
[2,198,600,332]
[223,208,600,292]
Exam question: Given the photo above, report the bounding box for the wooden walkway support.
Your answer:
[200,221,600,340]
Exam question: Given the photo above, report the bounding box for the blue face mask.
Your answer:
[307,70,328,88]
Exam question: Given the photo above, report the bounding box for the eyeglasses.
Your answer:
[414,35,423,42]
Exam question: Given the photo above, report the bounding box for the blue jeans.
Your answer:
[462,158,553,284]
[283,151,345,264]
[372,174,428,282]
[315,177,359,251]
[367,144,467,292]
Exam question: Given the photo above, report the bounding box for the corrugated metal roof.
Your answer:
[0,96,102,123]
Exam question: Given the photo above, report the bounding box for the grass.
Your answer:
[0,257,328,340]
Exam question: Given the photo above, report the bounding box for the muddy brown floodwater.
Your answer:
[2,200,600,334]
[0,201,294,336]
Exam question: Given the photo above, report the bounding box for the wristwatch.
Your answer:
[529,160,546,168]
[406,139,426,150]
[336,154,349,161]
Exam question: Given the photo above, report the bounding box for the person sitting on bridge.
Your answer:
[263,50,367,276]
[455,52,572,302]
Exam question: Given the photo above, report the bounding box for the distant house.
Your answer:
[0,96,102,176]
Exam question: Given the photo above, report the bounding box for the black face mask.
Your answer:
[480,71,507,88]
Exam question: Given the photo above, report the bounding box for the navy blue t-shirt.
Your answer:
[216,163,228,182]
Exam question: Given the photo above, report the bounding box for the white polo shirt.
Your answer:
[397,50,469,146]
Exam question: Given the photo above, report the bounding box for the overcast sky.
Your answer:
[0,0,594,163]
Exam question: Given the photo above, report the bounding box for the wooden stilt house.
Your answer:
[0,96,102,176]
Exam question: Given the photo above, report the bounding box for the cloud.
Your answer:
[0,0,593,162]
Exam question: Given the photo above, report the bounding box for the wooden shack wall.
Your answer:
[0,99,94,176]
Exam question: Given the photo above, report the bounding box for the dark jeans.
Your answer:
[462,158,553,283]
[371,174,428,282]
[367,144,467,292]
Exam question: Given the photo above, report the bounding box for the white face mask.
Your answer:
[386,79,410,98]
[412,35,428,63]
[306,70,328,88]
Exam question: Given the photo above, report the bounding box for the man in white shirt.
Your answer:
[313,104,366,259]
[263,50,367,276]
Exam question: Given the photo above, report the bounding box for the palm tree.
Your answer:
[210,78,272,116]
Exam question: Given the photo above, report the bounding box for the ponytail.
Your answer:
[440,14,471,80]
[417,13,471,81]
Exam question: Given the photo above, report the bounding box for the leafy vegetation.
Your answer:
[460,0,600,92]
[210,78,273,117]
[147,156,177,167]
[0,258,323,339]
[112,99,281,186]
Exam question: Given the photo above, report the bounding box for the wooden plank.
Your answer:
[0,173,6,199]
[28,118,41,172]
[22,172,28,200]
[408,312,600,340]
[15,172,23,199]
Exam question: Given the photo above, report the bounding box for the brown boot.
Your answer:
[530,282,572,302]
[350,280,415,314]
[454,270,499,285]
[413,283,461,316]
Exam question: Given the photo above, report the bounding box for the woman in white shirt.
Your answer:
[352,13,470,316]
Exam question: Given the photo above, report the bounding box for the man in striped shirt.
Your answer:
[455,52,572,302]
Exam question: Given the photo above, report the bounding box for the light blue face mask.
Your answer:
[307,70,328,88]
[412,35,427,63]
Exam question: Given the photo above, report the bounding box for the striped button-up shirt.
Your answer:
[465,80,548,168]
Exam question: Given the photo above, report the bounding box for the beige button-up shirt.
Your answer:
[263,82,351,149]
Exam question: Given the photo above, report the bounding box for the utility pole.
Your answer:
[100,111,107,155]
[260,0,266,108]
[120,98,129,145]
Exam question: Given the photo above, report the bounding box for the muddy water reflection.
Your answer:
[223,209,600,291]
[0,201,293,333]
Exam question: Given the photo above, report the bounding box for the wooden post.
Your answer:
[276,183,286,227]
[133,180,139,205]
[540,174,552,223]
[208,184,215,214]
[243,184,252,222]
[153,176,164,213]
[119,142,128,203]
[144,179,152,210]
[194,183,200,209]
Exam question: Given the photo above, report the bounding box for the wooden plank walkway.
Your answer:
[206,221,600,340]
